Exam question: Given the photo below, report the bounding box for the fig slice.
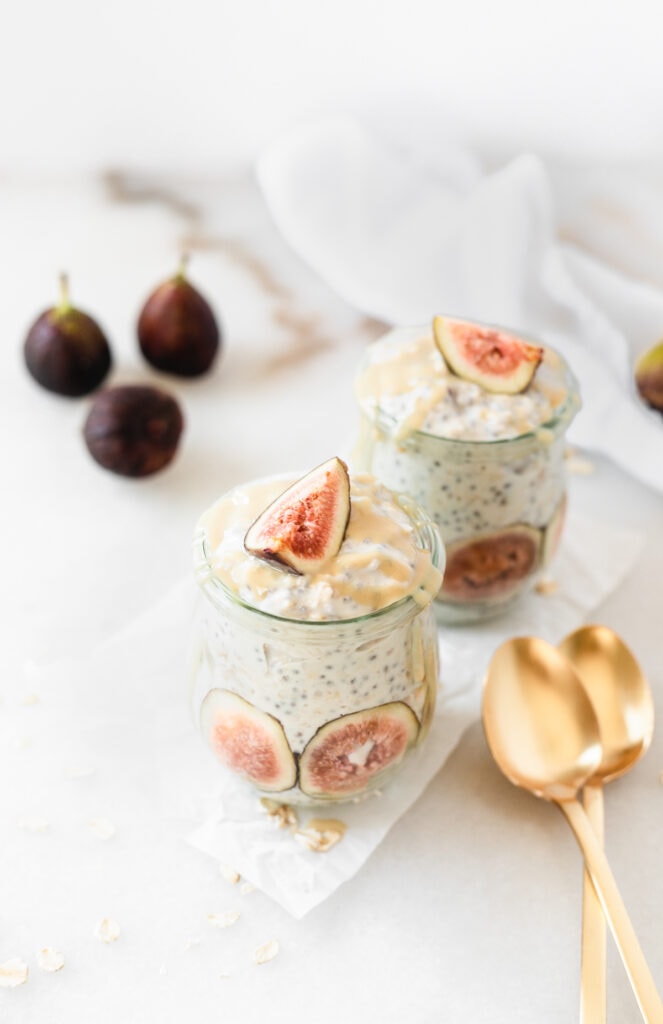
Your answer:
[200,689,297,793]
[441,525,542,603]
[433,316,543,394]
[244,457,351,575]
[299,702,420,799]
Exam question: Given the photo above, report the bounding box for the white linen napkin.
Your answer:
[32,509,643,917]
[256,115,663,493]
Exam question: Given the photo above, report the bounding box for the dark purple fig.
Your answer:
[298,702,419,798]
[244,457,351,575]
[23,274,112,397]
[441,525,542,603]
[200,689,297,793]
[433,315,543,394]
[137,255,220,377]
[83,385,184,478]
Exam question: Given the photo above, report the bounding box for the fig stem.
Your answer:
[58,272,71,311]
[176,252,190,280]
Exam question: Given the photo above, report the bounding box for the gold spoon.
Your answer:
[559,626,655,1024]
[482,636,663,1024]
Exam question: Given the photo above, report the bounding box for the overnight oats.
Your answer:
[191,458,443,804]
[354,317,580,623]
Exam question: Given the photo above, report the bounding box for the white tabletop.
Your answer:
[3,169,663,1023]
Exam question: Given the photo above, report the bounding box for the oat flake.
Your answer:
[22,694,40,706]
[254,939,279,965]
[0,958,28,988]
[64,765,96,779]
[566,455,595,476]
[88,818,116,840]
[535,577,559,596]
[207,911,240,929]
[260,799,298,830]
[17,816,50,833]
[37,948,64,973]
[240,882,256,895]
[95,918,120,944]
[219,864,240,885]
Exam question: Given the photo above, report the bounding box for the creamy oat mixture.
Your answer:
[198,473,442,620]
[356,329,566,442]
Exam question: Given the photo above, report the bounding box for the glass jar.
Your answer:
[354,326,581,624]
[190,492,443,805]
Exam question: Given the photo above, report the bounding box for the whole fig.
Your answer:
[635,340,663,413]
[83,385,184,477]
[137,256,221,377]
[24,274,112,396]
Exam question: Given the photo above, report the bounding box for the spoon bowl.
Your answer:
[482,636,602,800]
[558,625,654,781]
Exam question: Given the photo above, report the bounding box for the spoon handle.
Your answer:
[560,798,663,1024]
[581,783,607,1024]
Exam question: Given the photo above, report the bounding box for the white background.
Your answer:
[3,0,663,174]
[3,5,663,1022]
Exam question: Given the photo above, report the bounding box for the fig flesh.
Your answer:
[433,316,543,394]
[635,340,663,413]
[83,384,183,477]
[298,702,419,798]
[200,689,297,793]
[23,274,112,397]
[137,257,220,377]
[244,457,351,575]
[441,525,542,603]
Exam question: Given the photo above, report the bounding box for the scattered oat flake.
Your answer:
[95,918,120,944]
[566,455,595,476]
[16,736,32,749]
[294,818,346,853]
[18,816,50,833]
[64,765,96,779]
[0,958,29,988]
[207,911,240,929]
[535,577,560,596]
[88,818,116,840]
[240,882,256,895]
[259,798,298,829]
[22,693,40,706]
[219,863,240,885]
[182,937,201,951]
[254,939,279,965]
[37,947,64,973]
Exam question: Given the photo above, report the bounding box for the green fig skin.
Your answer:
[24,304,112,397]
[635,341,663,413]
[137,271,221,377]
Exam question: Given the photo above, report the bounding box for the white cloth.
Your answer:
[256,115,663,493]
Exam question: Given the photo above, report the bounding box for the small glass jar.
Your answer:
[354,326,581,624]
[191,492,443,805]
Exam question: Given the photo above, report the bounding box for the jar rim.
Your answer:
[192,487,444,630]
